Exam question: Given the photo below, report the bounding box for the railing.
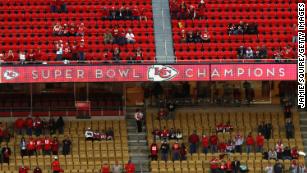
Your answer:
[0,58,299,66]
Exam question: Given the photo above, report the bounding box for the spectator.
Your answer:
[77,39,86,61]
[169,128,176,140]
[245,47,254,59]
[210,156,221,173]
[69,23,76,36]
[3,127,11,143]
[112,160,123,173]
[152,128,161,140]
[0,51,5,62]
[291,146,299,160]
[273,47,283,61]
[245,132,255,153]
[36,137,43,155]
[209,133,218,153]
[186,31,194,43]
[6,50,15,61]
[134,109,144,133]
[292,24,298,43]
[188,130,199,154]
[70,41,78,60]
[19,165,29,173]
[158,108,167,120]
[194,30,202,43]
[33,116,43,136]
[51,156,64,173]
[101,162,110,173]
[160,140,170,161]
[180,29,187,43]
[62,24,69,36]
[56,116,64,134]
[112,47,121,63]
[226,139,235,153]
[43,136,52,155]
[172,141,180,161]
[234,132,243,153]
[264,122,272,140]
[62,42,71,61]
[50,0,57,13]
[276,139,284,159]
[285,119,294,139]
[201,28,210,43]
[268,148,277,160]
[150,141,158,160]
[259,45,268,59]
[228,23,237,35]
[2,144,11,164]
[62,136,71,155]
[256,132,265,152]
[290,160,298,173]
[93,130,101,141]
[27,137,36,156]
[104,29,113,44]
[231,157,241,173]
[175,129,183,140]
[167,102,175,119]
[76,23,85,36]
[51,137,59,155]
[55,41,63,61]
[134,47,143,63]
[85,128,94,140]
[20,137,27,157]
[15,118,25,135]
[33,166,42,173]
[25,116,33,136]
[19,50,26,64]
[125,160,136,173]
[201,134,209,154]
[298,163,305,173]
[49,117,56,135]
[218,140,227,153]
[126,29,136,44]
[237,21,244,34]
[160,127,169,141]
[180,143,187,160]
[264,163,273,173]
[53,23,62,36]
[273,161,284,173]
[106,128,114,140]
[237,46,246,59]
[283,146,292,160]
[27,49,35,62]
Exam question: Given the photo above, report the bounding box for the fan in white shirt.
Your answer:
[125,29,136,44]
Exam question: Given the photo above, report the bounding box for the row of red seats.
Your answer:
[180,0,301,4]
[0,110,123,117]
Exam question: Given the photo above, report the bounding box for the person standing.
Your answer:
[33,166,42,173]
[201,134,209,154]
[51,156,63,173]
[33,116,43,136]
[273,161,284,173]
[36,137,43,155]
[234,132,244,153]
[20,137,27,157]
[56,116,65,134]
[210,156,220,173]
[134,109,143,133]
[125,160,136,173]
[264,163,273,173]
[285,119,294,139]
[188,130,199,154]
[150,141,158,161]
[112,160,123,173]
[19,165,29,173]
[25,116,33,136]
[62,136,71,155]
[160,140,170,161]
[231,157,241,173]
[172,141,180,161]
[51,137,59,155]
[210,133,218,153]
[256,132,265,152]
[245,132,255,153]
[2,144,11,164]
[101,162,110,173]
[27,137,36,156]
[180,143,187,160]
[43,136,52,155]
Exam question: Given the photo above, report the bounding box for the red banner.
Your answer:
[0,64,296,83]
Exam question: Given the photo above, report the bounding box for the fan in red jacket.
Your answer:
[256,132,265,152]
[33,116,42,136]
[209,133,218,153]
[101,162,110,173]
[36,137,43,155]
[150,142,158,161]
[210,156,220,173]
[19,165,29,173]
[51,156,64,173]
[291,146,299,160]
[246,133,255,153]
[218,141,227,153]
[25,116,33,136]
[201,134,209,154]
[125,160,136,173]
[15,118,25,135]
[27,137,36,156]
[51,137,59,155]
[43,136,52,155]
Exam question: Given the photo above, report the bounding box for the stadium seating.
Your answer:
[0,120,128,173]
[0,0,155,62]
[146,109,304,173]
[170,0,298,61]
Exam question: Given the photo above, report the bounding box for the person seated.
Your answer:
[259,45,268,59]
[53,22,62,36]
[93,130,101,141]
[194,30,202,43]
[158,108,168,120]
[216,123,224,133]
[228,23,237,35]
[152,128,161,140]
[291,146,299,160]
[160,127,170,141]
[175,129,183,140]
[134,47,143,63]
[100,130,107,140]
[104,29,114,44]
[112,47,121,63]
[218,141,227,153]
[180,29,187,43]
[125,29,136,44]
[201,28,210,43]
[109,6,117,20]
[76,23,85,36]
[283,146,292,160]
[245,47,254,59]
[186,31,194,43]
[169,128,176,140]
[106,128,114,140]
[268,148,278,160]
[237,46,246,59]
[225,121,233,132]
[62,23,69,36]
[226,139,235,153]
[85,127,94,141]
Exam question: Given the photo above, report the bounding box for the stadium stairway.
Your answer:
[126,107,150,173]
[152,0,175,63]
[300,111,307,163]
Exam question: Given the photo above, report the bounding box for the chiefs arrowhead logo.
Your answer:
[3,70,19,80]
[148,65,178,81]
